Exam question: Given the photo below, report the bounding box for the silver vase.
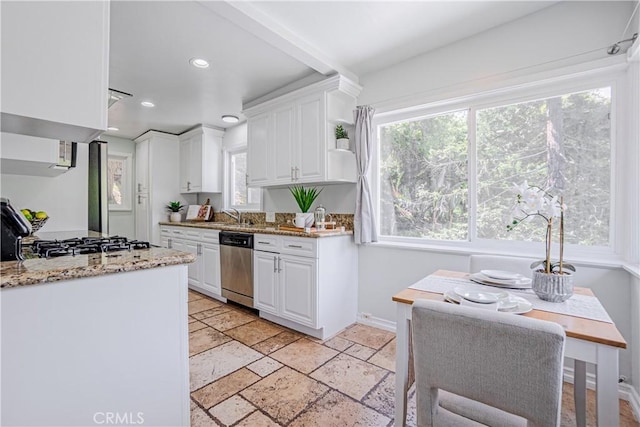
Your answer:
[532,270,574,302]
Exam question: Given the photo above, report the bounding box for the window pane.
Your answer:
[232,152,248,205]
[379,111,469,240]
[476,88,611,246]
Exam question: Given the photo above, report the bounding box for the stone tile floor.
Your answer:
[188,290,638,427]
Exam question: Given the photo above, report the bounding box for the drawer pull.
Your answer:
[287,244,303,249]
[258,241,271,245]
[273,256,277,273]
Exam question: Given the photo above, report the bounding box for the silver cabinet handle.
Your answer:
[273,256,277,273]
[137,183,142,192]
[138,195,142,204]
[287,244,303,249]
[167,238,172,249]
[277,256,282,272]
[187,181,191,192]
[295,167,299,181]
[291,167,294,181]
[246,173,249,188]
[197,243,202,255]
[258,241,271,245]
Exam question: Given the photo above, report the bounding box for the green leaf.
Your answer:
[289,186,323,213]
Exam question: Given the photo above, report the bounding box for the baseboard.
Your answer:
[356,313,396,333]
[562,366,639,421]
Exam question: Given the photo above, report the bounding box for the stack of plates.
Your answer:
[444,287,533,314]
[469,269,532,289]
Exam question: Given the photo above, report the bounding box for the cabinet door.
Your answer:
[135,139,149,193]
[247,113,271,186]
[179,138,191,193]
[279,255,317,327]
[135,193,149,242]
[254,251,279,315]
[184,241,201,288]
[201,243,221,296]
[189,136,203,192]
[272,103,295,184]
[296,93,325,182]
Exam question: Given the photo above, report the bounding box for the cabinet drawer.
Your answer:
[183,229,202,240]
[280,236,317,258]
[201,230,219,244]
[254,234,280,252]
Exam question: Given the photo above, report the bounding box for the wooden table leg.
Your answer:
[395,303,410,427]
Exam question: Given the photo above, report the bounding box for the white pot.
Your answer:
[295,212,314,228]
[170,212,182,223]
[336,138,350,150]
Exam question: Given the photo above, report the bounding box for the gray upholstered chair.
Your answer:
[469,254,536,277]
[411,299,566,427]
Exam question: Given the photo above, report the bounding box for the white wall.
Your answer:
[0,143,88,232]
[102,135,136,238]
[354,1,638,389]
[263,183,356,214]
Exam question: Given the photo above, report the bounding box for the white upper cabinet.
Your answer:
[178,126,224,193]
[0,1,109,142]
[246,75,362,187]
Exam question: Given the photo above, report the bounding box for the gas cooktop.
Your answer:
[30,236,151,258]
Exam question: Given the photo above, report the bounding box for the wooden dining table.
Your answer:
[393,270,627,427]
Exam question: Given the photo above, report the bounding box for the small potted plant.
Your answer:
[166,201,184,223]
[289,185,322,228]
[335,124,350,150]
[507,182,575,302]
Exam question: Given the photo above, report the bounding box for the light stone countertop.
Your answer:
[158,221,354,238]
[1,247,195,290]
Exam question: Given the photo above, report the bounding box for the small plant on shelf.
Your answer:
[166,201,184,212]
[335,124,349,140]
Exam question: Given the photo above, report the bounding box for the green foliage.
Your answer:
[289,186,322,213]
[166,201,185,212]
[335,124,349,139]
[530,260,576,273]
[379,88,611,246]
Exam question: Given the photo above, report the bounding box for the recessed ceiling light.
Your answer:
[107,126,119,131]
[222,115,239,123]
[189,58,210,69]
[141,101,155,108]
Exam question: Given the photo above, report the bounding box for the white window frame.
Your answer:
[107,151,132,212]
[372,69,626,262]
[224,147,262,211]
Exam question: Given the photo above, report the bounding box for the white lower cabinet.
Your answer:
[254,233,357,339]
[160,226,223,300]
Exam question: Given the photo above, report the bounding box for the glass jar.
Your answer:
[314,205,326,230]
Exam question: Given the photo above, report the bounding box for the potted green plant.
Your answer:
[335,124,350,150]
[289,185,322,227]
[507,182,576,302]
[166,201,185,223]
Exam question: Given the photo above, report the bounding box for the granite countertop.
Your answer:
[158,221,354,238]
[1,247,196,290]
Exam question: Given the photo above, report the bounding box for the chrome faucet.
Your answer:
[223,208,241,224]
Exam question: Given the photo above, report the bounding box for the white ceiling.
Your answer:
[106,1,557,140]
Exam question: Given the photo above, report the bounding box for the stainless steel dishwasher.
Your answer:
[219,231,254,308]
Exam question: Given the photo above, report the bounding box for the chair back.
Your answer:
[469,254,535,276]
[411,299,565,427]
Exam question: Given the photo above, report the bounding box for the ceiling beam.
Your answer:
[198,1,359,83]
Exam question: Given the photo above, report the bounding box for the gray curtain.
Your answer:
[353,105,377,244]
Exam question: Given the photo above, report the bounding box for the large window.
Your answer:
[377,85,612,249]
[227,149,261,210]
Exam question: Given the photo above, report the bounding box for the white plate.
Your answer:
[454,287,507,303]
[470,273,532,289]
[445,291,528,313]
[480,270,523,280]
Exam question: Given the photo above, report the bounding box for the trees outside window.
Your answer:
[378,87,611,248]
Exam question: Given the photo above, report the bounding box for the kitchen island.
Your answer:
[1,234,195,426]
